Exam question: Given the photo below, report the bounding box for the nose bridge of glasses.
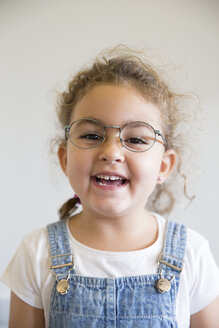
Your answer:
[102,125,123,147]
[104,124,121,131]
[103,125,121,137]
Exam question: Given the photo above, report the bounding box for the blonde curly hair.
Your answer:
[54,46,196,220]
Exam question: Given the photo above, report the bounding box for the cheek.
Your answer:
[131,153,163,185]
[135,154,162,173]
[65,150,92,185]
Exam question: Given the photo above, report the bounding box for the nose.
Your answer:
[98,135,125,163]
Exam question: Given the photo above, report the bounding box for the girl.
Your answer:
[2,47,219,328]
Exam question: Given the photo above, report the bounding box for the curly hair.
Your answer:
[53,46,196,220]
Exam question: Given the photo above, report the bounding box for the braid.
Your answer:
[58,197,80,220]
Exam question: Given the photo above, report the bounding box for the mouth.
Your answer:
[91,173,129,189]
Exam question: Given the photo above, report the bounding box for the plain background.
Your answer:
[0,0,218,325]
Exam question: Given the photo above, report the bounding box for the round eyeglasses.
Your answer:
[64,118,166,152]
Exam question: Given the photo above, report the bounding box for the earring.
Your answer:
[157,176,162,182]
[73,194,81,204]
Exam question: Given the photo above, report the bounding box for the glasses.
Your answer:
[64,118,166,152]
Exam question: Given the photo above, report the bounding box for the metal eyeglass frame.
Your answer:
[64,118,166,152]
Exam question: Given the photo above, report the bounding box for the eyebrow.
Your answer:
[79,117,154,127]
[80,117,108,125]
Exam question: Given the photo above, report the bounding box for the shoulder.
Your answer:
[160,216,209,254]
[21,226,49,256]
[184,225,213,271]
[165,220,216,277]
[155,214,210,252]
[11,225,51,278]
[21,220,64,246]
[9,224,53,282]
[186,225,208,250]
[182,224,211,270]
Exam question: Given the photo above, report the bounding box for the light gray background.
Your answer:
[0,0,218,325]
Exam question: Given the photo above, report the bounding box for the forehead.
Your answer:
[72,84,163,127]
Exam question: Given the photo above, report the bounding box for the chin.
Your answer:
[91,199,129,218]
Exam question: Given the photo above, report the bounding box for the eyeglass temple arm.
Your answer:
[64,125,70,140]
[155,130,166,146]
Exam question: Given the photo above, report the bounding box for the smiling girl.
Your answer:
[2,47,219,328]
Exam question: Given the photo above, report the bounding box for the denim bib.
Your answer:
[47,219,186,327]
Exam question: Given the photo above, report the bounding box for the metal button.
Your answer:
[56,279,70,295]
[157,278,171,293]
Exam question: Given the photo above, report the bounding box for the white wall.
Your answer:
[0,0,218,324]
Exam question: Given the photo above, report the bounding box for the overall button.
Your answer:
[57,279,70,295]
[156,278,171,293]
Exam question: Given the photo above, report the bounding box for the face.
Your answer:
[58,84,175,218]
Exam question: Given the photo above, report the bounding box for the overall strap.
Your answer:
[47,220,75,278]
[159,220,187,293]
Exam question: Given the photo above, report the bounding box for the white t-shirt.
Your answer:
[1,214,219,328]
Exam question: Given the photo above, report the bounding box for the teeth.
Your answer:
[96,175,124,181]
[98,182,108,186]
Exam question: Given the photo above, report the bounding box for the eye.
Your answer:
[125,137,148,145]
[80,133,102,141]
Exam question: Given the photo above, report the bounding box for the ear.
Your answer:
[57,144,68,176]
[157,149,176,184]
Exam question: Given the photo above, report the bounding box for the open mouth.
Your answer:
[92,175,128,187]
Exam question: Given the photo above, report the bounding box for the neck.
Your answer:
[69,207,158,252]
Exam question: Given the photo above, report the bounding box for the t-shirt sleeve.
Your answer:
[189,238,219,314]
[0,231,46,309]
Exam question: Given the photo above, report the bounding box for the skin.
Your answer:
[9,84,219,327]
[59,84,176,252]
[9,292,45,328]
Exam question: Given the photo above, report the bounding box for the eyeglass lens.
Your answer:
[68,119,156,151]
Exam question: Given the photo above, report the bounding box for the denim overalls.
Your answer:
[47,219,186,327]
